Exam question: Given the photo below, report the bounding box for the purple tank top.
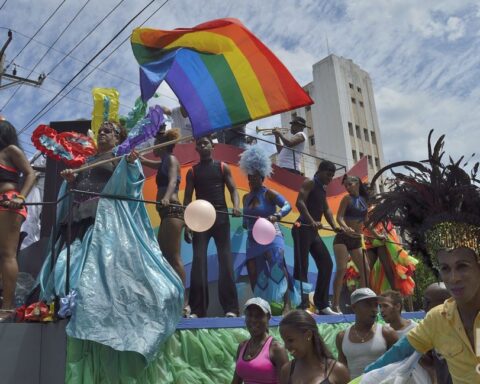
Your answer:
[235,336,278,384]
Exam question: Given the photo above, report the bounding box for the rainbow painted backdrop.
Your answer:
[131,18,313,137]
[142,143,368,291]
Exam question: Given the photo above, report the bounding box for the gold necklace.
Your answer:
[352,324,374,343]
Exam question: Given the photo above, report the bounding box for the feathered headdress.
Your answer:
[239,145,272,178]
[368,130,480,270]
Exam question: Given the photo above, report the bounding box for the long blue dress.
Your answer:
[242,186,299,309]
[38,157,183,362]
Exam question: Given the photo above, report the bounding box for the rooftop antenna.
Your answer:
[325,34,331,55]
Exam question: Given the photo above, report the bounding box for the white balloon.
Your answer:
[184,199,216,232]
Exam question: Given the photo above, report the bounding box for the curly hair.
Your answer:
[280,310,333,360]
[239,144,272,177]
[155,128,180,152]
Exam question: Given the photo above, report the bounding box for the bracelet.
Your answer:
[274,212,282,220]
[15,194,26,201]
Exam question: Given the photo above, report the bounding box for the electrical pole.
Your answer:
[0,30,45,90]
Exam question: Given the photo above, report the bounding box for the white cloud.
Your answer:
[0,0,479,163]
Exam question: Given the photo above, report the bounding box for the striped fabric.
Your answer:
[131,18,313,137]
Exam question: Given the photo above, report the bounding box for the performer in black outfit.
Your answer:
[292,160,340,315]
[184,136,240,318]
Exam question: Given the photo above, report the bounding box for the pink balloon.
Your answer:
[184,200,216,232]
[252,217,276,245]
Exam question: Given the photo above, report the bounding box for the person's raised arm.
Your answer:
[223,164,241,216]
[161,105,172,116]
[273,130,305,148]
[160,155,180,206]
[139,155,161,169]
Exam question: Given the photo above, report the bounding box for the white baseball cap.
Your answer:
[244,297,271,315]
[351,288,379,305]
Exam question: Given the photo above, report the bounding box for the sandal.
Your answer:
[182,305,191,318]
[0,309,15,323]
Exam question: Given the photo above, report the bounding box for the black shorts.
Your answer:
[157,204,185,220]
[333,232,362,250]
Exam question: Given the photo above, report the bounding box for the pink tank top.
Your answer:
[235,336,278,384]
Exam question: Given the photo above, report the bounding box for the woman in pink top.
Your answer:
[232,297,288,384]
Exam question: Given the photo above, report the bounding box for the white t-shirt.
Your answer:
[170,107,192,139]
[277,131,307,171]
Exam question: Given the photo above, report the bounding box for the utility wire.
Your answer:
[4,0,67,71]
[0,1,91,112]
[0,1,7,11]
[20,0,171,133]
[20,0,168,133]
[0,26,177,101]
[46,0,125,77]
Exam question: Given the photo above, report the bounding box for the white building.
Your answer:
[280,54,386,189]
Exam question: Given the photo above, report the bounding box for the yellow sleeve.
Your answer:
[407,307,440,353]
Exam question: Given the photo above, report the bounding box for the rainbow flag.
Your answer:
[131,18,313,137]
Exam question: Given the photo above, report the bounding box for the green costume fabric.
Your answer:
[66,323,351,383]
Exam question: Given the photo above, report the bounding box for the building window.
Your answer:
[309,136,315,146]
[352,150,357,162]
[375,157,380,168]
[359,101,364,107]
[348,122,353,136]
[351,97,356,104]
[355,125,361,139]
[371,131,377,144]
[364,128,369,141]
[349,83,354,89]
[359,152,364,159]
[357,87,362,93]
[368,155,373,168]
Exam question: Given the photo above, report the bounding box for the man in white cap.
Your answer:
[335,288,398,379]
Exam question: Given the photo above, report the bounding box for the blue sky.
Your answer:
[0,0,479,166]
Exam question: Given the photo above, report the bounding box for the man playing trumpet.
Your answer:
[272,116,308,175]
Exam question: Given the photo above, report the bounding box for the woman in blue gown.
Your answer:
[38,121,183,362]
[239,145,297,314]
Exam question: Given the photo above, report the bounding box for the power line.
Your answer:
[17,63,134,109]
[0,1,91,112]
[0,1,7,11]
[0,26,178,101]
[4,0,67,71]
[20,0,171,133]
[46,0,125,77]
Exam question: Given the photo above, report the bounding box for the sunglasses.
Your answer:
[98,127,119,135]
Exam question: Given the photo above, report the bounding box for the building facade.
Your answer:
[280,54,386,188]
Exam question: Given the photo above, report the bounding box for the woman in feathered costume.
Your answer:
[364,131,480,383]
[239,145,297,314]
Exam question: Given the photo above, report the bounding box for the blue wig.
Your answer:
[239,145,272,177]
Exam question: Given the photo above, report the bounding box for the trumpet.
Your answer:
[255,126,290,136]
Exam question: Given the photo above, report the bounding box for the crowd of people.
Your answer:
[0,114,478,382]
